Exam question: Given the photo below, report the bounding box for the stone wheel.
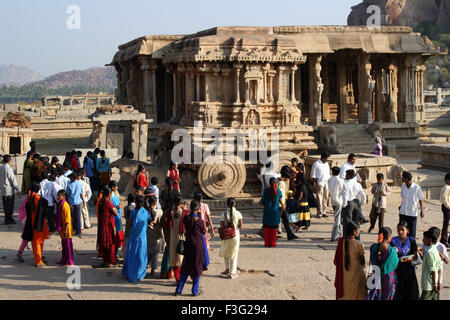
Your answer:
[198,155,246,199]
[269,151,301,174]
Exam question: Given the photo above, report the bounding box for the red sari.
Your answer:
[169,169,180,191]
[97,198,117,265]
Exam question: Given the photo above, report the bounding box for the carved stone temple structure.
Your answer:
[109,26,445,198]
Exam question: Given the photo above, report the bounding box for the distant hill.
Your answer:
[0,64,44,86]
[31,66,117,89]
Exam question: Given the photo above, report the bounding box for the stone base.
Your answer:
[420,143,450,172]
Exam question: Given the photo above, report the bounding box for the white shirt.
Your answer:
[342,178,366,208]
[55,175,70,190]
[328,176,344,207]
[400,183,424,217]
[423,242,449,284]
[80,179,92,202]
[148,185,161,210]
[311,160,330,187]
[39,180,61,207]
[339,161,362,183]
[0,163,19,196]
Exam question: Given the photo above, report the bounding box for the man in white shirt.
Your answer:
[311,153,331,218]
[440,173,450,248]
[342,169,367,239]
[339,153,369,224]
[0,155,20,224]
[56,167,70,190]
[39,173,61,232]
[328,166,344,241]
[399,171,424,239]
[79,171,92,229]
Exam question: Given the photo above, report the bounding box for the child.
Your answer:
[56,190,74,266]
[368,173,391,233]
[328,166,344,242]
[333,221,366,300]
[390,221,419,300]
[419,229,442,300]
[147,196,164,276]
[419,227,448,300]
[122,194,136,258]
[146,177,161,210]
[367,227,399,300]
[17,192,30,262]
[295,174,311,231]
[286,191,300,232]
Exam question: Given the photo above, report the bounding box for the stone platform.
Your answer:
[421,143,450,172]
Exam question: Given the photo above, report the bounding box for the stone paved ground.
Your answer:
[0,192,449,300]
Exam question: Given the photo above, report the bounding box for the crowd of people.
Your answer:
[0,140,449,299]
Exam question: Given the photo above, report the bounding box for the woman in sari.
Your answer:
[367,227,399,300]
[122,196,151,283]
[109,181,124,258]
[22,151,34,194]
[96,186,118,268]
[175,200,209,297]
[373,136,383,156]
[261,177,285,248]
[334,221,366,300]
[390,221,420,300]
[167,162,181,192]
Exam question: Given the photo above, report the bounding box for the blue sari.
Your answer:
[367,244,399,300]
[122,207,150,283]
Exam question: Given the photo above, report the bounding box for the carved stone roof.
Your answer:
[109,25,443,65]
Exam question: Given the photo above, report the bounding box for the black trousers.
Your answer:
[399,214,417,239]
[369,206,385,231]
[46,205,56,232]
[2,195,15,223]
[342,199,361,240]
[280,210,297,240]
[441,204,450,245]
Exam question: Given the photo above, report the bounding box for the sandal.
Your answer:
[16,253,24,263]
[230,274,239,279]
[221,270,230,275]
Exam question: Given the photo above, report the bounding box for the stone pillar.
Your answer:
[291,64,298,102]
[151,63,157,109]
[387,63,398,123]
[205,73,211,103]
[263,63,269,104]
[268,70,276,104]
[234,64,242,104]
[172,71,177,120]
[196,74,200,101]
[97,121,107,149]
[308,55,323,126]
[131,121,140,158]
[276,65,288,104]
[357,54,374,124]
[337,58,347,123]
[138,121,148,161]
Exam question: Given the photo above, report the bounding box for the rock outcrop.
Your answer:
[348,0,450,31]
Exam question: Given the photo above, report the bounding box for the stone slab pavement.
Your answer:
[0,193,449,300]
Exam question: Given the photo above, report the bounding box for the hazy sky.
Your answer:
[0,0,361,76]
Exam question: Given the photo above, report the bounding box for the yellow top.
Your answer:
[60,201,73,239]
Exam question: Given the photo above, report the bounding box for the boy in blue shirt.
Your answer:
[66,172,85,236]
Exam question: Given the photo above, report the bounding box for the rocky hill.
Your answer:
[0,64,44,86]
[31,66,117,89]
[348,0,450,31]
